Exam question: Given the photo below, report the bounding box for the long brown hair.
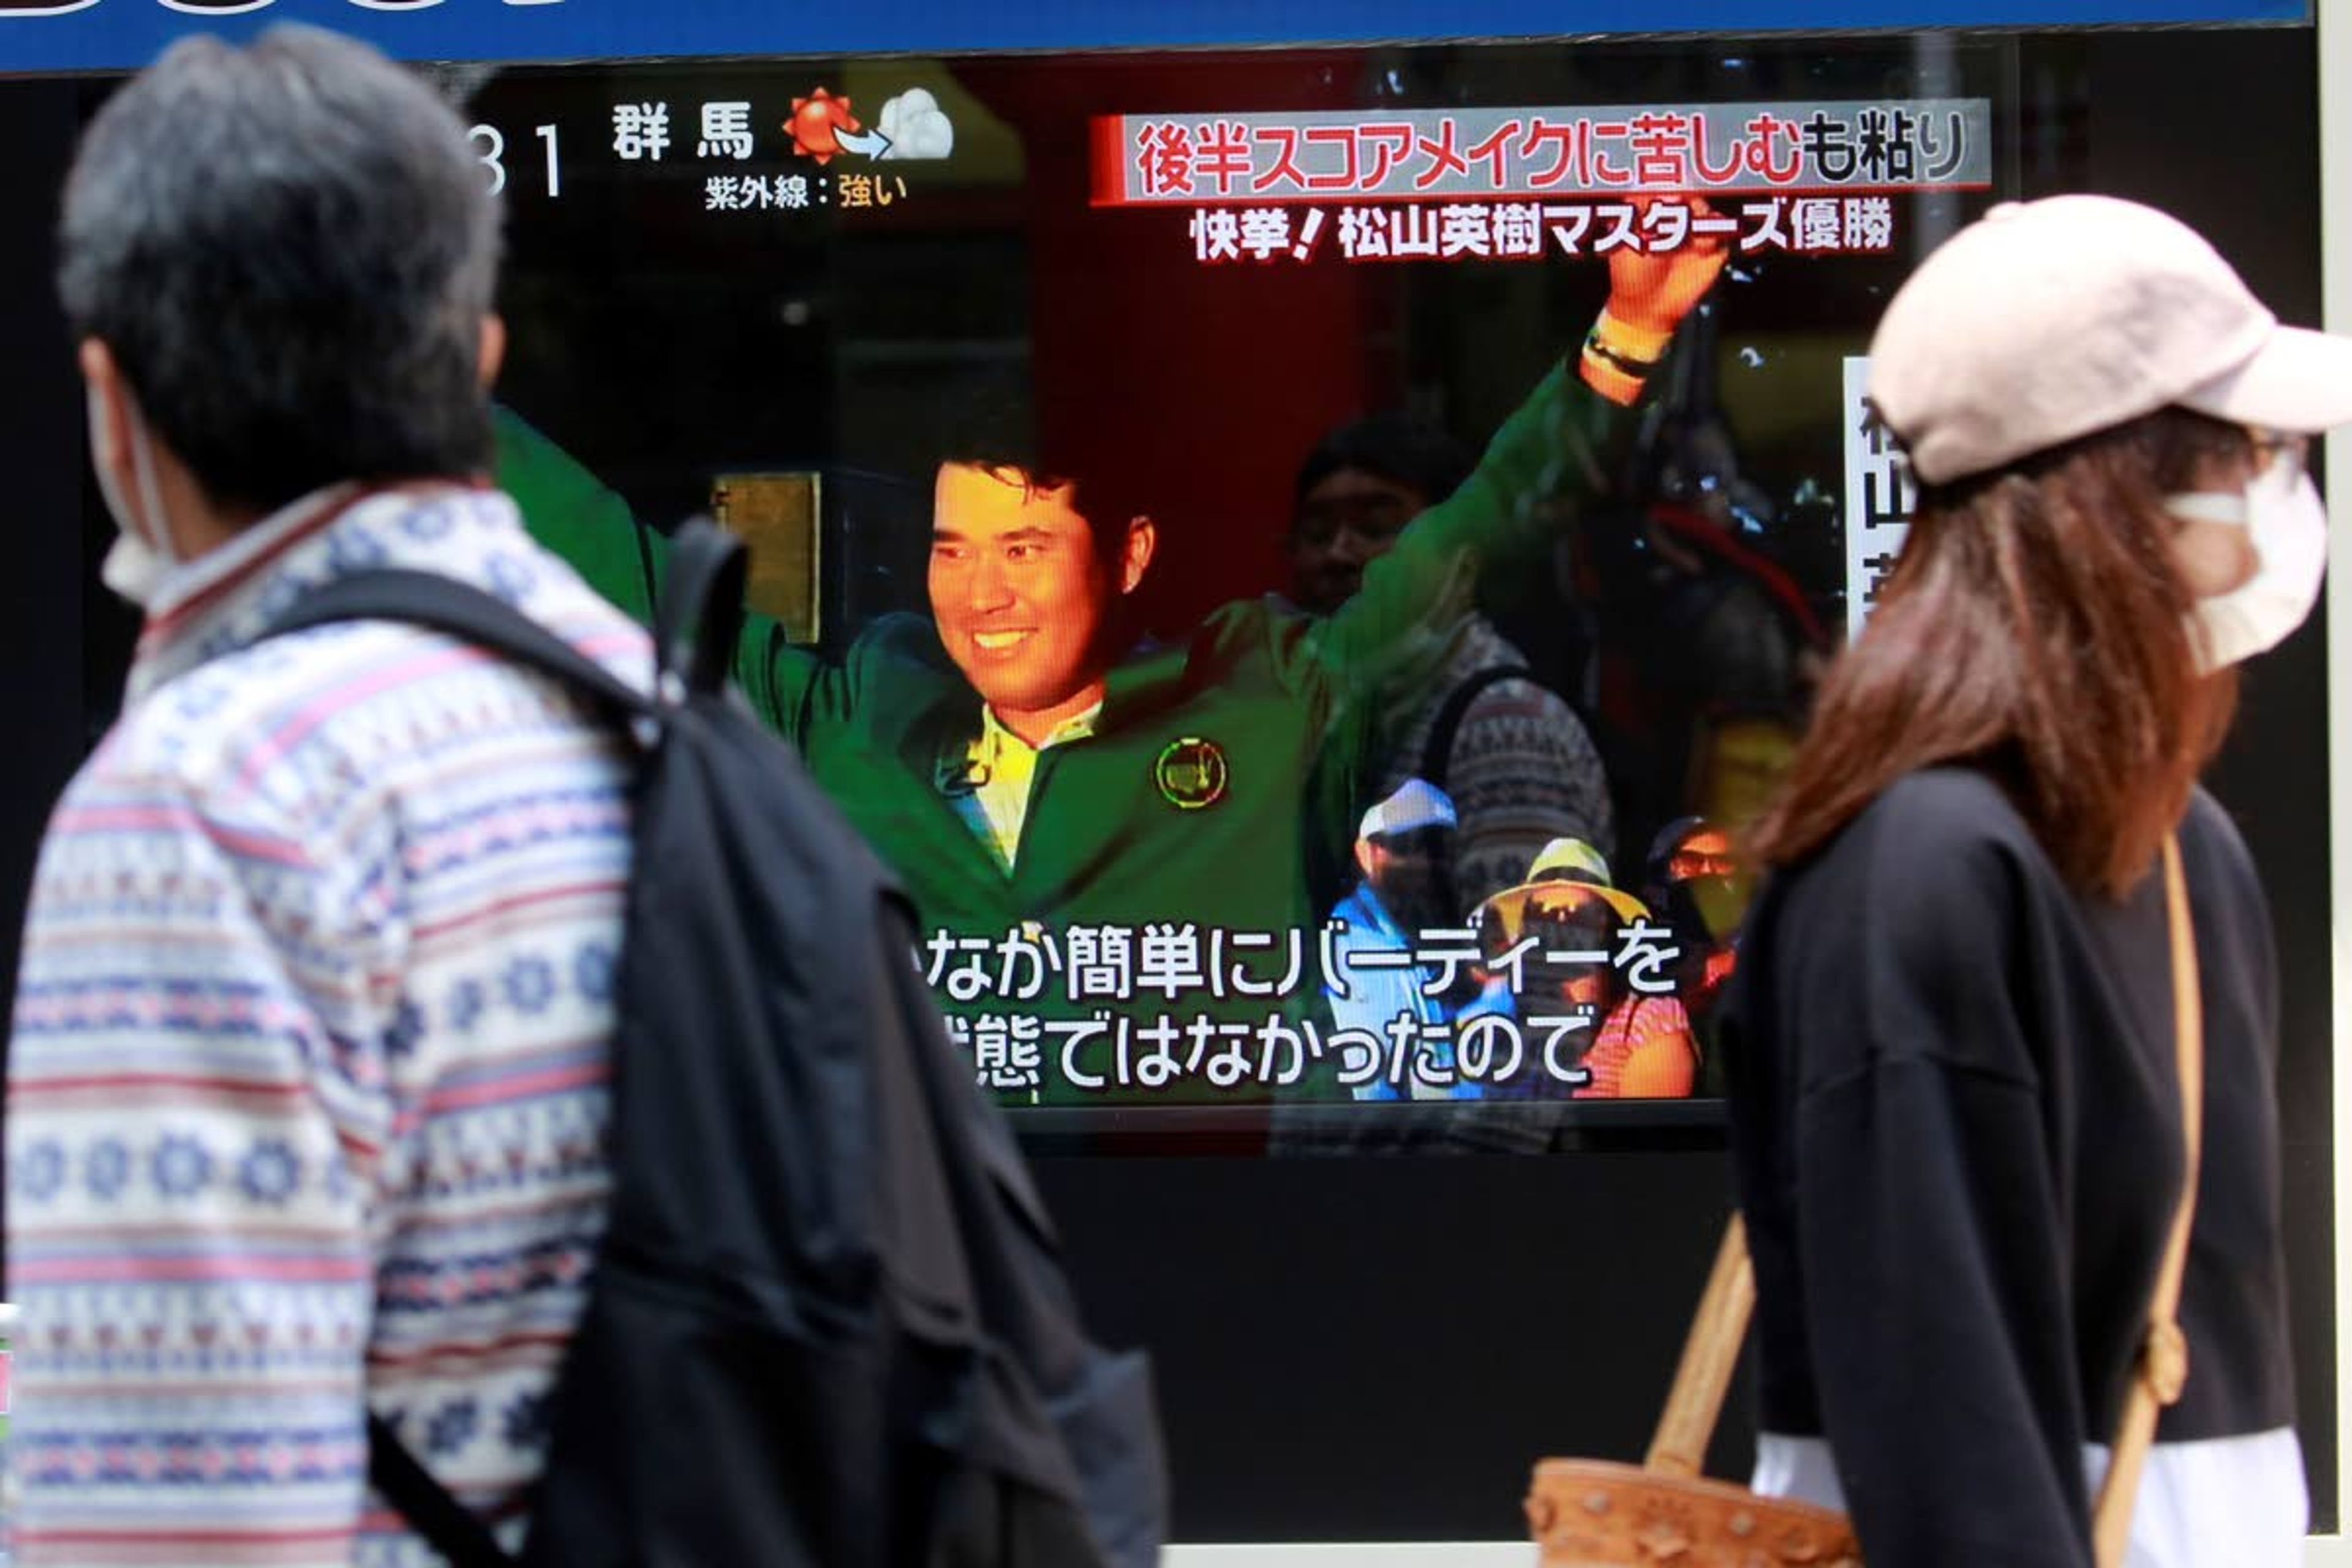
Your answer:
[1747,409,2244,898]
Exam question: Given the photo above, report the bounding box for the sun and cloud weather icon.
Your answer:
[785,86,954,164]
[875,88,955,160]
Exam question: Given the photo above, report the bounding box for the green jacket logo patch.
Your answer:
[1154,737,1229,810]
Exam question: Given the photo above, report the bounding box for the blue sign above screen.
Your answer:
[0,0,2310,75]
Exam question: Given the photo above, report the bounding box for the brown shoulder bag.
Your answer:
[1526,835,2205,1568]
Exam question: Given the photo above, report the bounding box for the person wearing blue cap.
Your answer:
[1321,778,1503,1102]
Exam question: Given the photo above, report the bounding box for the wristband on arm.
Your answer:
[1578,307,1676,406]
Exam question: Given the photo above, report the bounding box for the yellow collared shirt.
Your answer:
[950,702,1101,870]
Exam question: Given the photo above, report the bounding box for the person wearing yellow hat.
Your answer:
[1472,861,1698,1100]
[1523,835,1616,888]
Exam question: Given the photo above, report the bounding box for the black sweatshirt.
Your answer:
[1725,767,2296,1566]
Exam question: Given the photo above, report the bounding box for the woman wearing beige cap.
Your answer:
[1725,194,2352,1566]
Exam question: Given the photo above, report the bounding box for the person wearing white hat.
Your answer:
[1727,195,2351,1566]
[1322,778,1500,1102]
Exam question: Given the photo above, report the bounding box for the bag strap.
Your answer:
[1646,834,2205,1568]
[366,1412,514,1568]
[1642,1212,1754,1479]
[1415,664,1534,792]
[2090,832,2204,1566]
[270,532,744,1561]
[650,516,749,699]
[263,518,751,712]
[265,570,653,722]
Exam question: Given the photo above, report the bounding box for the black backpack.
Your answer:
[267,521,1166,1568]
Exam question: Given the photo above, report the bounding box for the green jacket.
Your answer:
[495,370,1631,1102]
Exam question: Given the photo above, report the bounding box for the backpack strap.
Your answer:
[652,517,749,699]
[1416,663,1535,792]
[263,570,654,722]
[266,565,676,1564]
[366,1413,514,1568]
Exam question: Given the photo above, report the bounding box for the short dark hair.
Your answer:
[1292,412,1475,521]
[57,25,502,514]
[935,375,1150,558]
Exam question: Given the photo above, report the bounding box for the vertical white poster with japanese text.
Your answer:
[1844,355,1916,641]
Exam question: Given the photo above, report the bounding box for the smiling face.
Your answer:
[930,461,1150,743]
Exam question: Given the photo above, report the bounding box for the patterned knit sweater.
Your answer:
[1370,614,1615,907]
[7,484,646,1565]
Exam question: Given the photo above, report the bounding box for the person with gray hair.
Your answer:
[11,26,644,1561]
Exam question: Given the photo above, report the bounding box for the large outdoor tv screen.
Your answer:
[129,39,2013,1124]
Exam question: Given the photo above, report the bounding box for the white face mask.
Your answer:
[2167,452,2328,670]
[86,383,177,611]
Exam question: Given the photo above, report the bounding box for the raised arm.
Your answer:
[1308,213,1731,688]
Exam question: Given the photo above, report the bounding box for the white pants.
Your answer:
[1752,1427,2308,1566]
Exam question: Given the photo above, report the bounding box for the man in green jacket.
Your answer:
[497,238,1724,1104]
